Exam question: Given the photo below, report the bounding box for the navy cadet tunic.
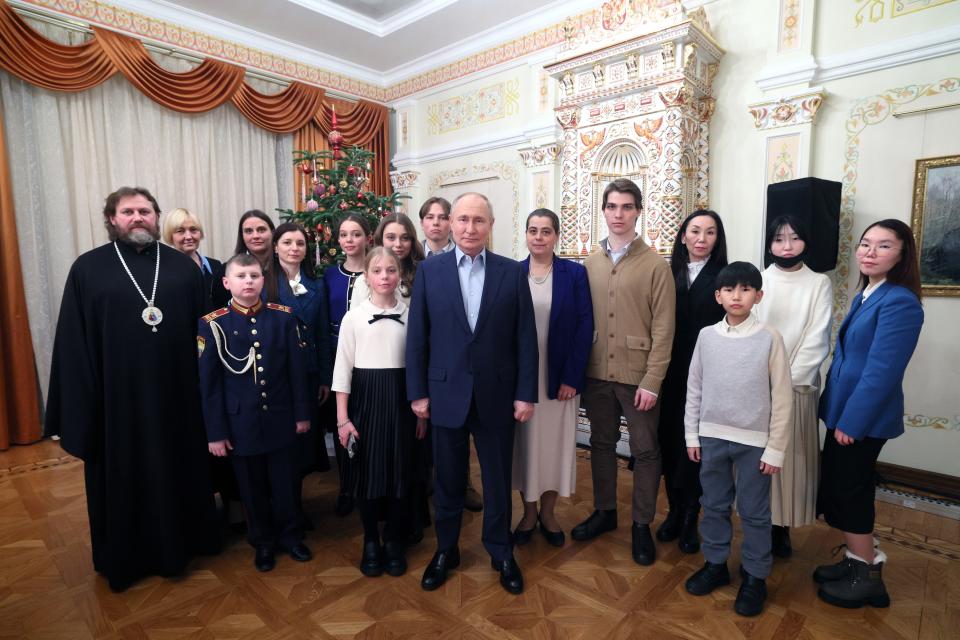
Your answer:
[197,300,311,455]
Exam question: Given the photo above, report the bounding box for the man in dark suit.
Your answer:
[406,192,538,595]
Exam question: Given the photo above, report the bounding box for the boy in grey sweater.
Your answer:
[683,262,793,617]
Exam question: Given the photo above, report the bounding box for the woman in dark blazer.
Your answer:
[161,207,225,312]
[656,210,728,554]
[512,208,594,547]
[270,222,334,528]
[814,219,923,610]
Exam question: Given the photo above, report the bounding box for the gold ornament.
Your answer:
[339,180,348,188]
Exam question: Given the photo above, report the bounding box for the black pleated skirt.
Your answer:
[348,368,416,500]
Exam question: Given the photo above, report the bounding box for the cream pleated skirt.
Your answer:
[770,385,820,527]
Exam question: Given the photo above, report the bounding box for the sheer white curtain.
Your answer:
[1,20,294,403]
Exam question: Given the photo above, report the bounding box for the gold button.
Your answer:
[261,392,267,398]
[256,354,262,360]
[262,404,268,410]
[257,367,264,372]
[250,318,257,324]
[260,380,266,386]
[254,341,261,348]
[251,329,258,335]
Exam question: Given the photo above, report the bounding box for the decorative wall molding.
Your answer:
[904,414,960,431]
[855,0,957,27]
[834,77,960,335]
[756,22,960,90]
[392,124,556,167]
[389,170,421,191]
[748,89,825,129]
[518,143,563,167]
[426,79,520,135]
[779,0,801,52]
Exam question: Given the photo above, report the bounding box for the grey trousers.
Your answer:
[698,436,772,579]
[582,378,661,524]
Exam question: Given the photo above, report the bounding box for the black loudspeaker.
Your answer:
[765,177,841,273]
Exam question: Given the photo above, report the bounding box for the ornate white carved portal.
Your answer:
[545,9,723,258]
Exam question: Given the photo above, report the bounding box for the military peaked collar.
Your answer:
[230,299,263,317]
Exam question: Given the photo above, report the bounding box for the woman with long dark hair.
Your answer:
[815,219,923,609]
[235,210,278,301]
[269,222,333,528]
[756,215,832,558]
[350,213,425,303]
[656,210,728,554]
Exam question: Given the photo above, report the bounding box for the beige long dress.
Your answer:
[512,271,578,498]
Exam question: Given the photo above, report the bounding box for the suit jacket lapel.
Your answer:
[549,255,566,329]
[473,253,504,335]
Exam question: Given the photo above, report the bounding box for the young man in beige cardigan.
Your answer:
[572,178,676,566]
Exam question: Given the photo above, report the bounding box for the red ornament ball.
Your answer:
[347,166,357,175]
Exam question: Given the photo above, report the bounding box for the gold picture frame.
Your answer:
[910,155,960,297]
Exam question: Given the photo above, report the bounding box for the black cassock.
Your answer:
[45,240,220,591]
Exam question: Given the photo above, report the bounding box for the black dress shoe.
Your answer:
[734,572,767,617]
[361,540,384,577]
[255,545,276,572]
[631,523,656,566]
[287,542,312,562]
[655,510,681,542]
[538,517,565,547]
[772,525,792,558]
[512,522,536,546]
[335,493,354,517]
[571,509,617,541]
[685,562,730,595]
[491,557,524,595]
[421,547,460,591]
[678,508,700,554]
[383,541,407,577]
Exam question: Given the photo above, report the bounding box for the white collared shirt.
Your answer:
[716,312,762,337]
[687,257,709,286]
[423,238,455,258]
[862,278,886,301]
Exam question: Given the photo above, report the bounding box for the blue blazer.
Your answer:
[521,255,593,399]
[819,282,923,441]
[277,270,333,386]
[406,249,539,429]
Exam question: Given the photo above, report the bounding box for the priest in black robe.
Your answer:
[45,186,221,592]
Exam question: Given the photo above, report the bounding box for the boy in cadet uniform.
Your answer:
[198,253,313,572]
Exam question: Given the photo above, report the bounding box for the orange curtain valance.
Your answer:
[0,3,326,133]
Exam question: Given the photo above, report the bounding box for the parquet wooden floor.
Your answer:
[1,440,957,639]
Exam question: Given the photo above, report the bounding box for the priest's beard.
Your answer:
[111,225,160,247]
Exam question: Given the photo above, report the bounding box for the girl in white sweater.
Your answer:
[756,216,832,558]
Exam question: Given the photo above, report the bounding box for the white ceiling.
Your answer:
[110,0,600,87]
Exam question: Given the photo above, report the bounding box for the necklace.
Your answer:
[114,241,162,332]
[529,264,553,285]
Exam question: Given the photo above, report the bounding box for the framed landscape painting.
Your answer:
[911,155,960,297]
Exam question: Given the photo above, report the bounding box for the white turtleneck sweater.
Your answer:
[756,263,833,388]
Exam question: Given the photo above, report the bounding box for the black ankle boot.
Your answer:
[817,555,890,609]
[771,525,792,558]
[678,507,700,554]
[656,486,681,542]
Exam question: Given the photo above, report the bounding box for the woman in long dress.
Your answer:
[756,215,832,558]
[512,208,593,547]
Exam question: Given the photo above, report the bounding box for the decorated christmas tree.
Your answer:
[278,111,405,271]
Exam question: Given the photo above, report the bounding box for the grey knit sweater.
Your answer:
[684,314,793,467]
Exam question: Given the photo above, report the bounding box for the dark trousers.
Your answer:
[582,378,661,524]
[231,445,302,549]
[433,397,514,561]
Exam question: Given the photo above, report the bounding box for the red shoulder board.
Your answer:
[202,307,229,323]
[267,302,292,313]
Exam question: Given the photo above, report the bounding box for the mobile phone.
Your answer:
[347,433,358,459]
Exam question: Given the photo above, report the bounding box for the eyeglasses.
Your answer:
[856,242,900,255]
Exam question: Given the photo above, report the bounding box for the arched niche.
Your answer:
[590,140,648,250]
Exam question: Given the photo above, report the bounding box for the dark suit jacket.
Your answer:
[521,255,593,399]
[819,282,923,441]
[406,249,538,429]
[277,270,333,386]
[198,304,311,456]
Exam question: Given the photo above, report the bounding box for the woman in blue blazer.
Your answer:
[512,209,594,547]
[815,219,923,610]
[270,222,334,527]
